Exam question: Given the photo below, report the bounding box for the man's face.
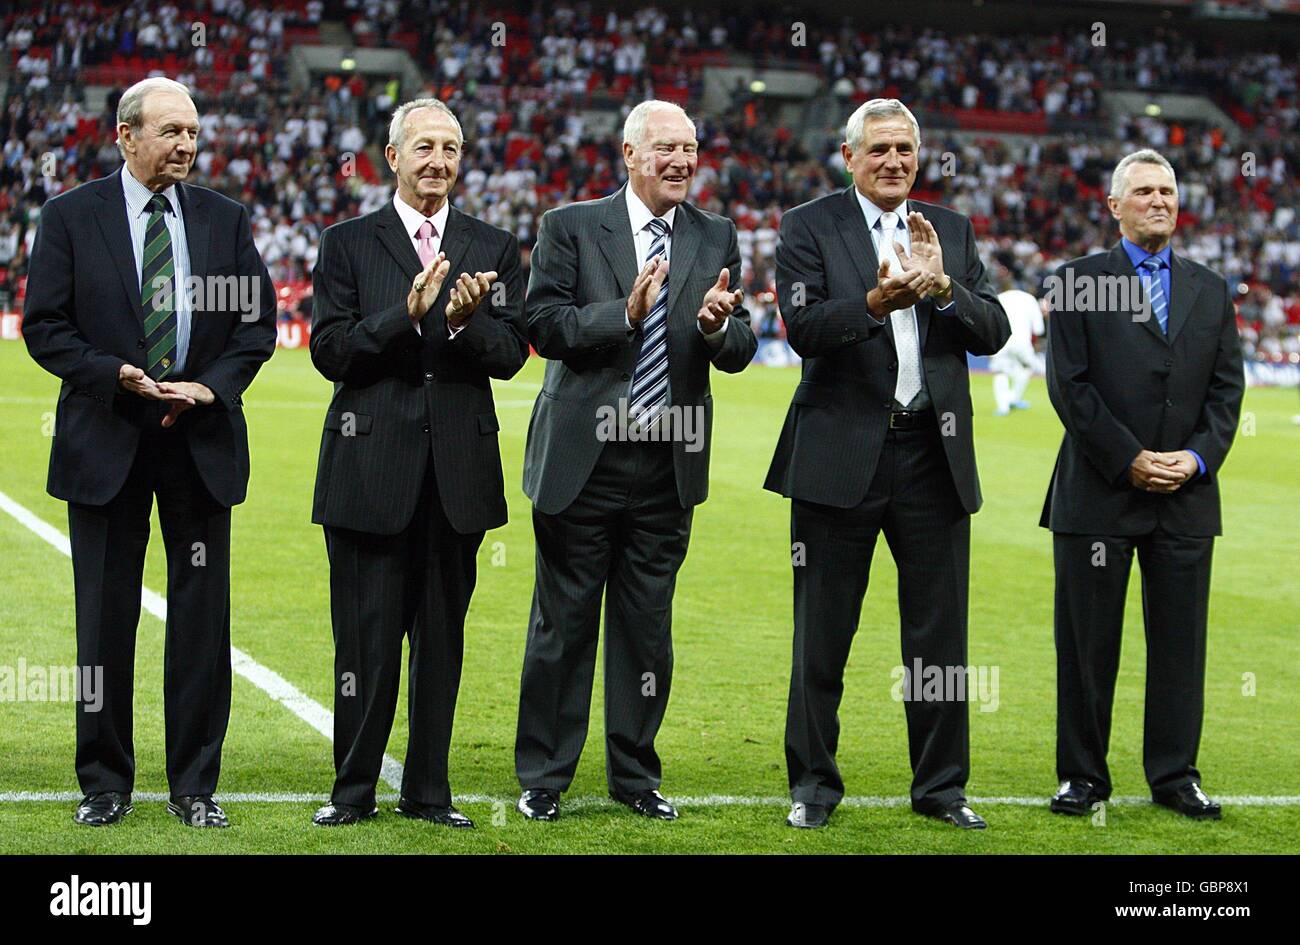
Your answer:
[386,108,461,213]
[1108,162,1178,250]
[120,91,199,191]
[624,109,698,215]
[842,116,918,211]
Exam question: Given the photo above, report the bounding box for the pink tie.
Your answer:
[416,220,438,266]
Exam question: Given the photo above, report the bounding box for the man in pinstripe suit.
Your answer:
[309,99,529,828]
[514,101,757,822]
[766,99,1010,830]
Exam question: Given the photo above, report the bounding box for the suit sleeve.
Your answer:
[776,209,886,358]
[21,198,127,403]
[446,231,530,379]
[310,223,421,383]
[192,204,277,409]
[700,220,757,373]
[1045,262,1145,485]
[525,208,635,359]
[1181,278,1245,481]
[943,216,1011,355]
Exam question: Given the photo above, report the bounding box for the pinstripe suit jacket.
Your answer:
[764,187,1010,513]
[521,185,758,515]
[310,200,529,535]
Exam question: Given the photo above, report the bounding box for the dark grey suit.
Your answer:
[1042,242,1244,799]
[516,185,756,793]
[766,186,1010,813]
[310,200,528,809]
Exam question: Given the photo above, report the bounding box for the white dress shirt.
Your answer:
[123,166,191,372]
[624,185,727,344]
[392,192,454,337]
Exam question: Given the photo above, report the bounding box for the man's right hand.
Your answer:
[627,255,668,326]
[118,364,195,402]
[867,259,937,318]
[1128,449,1184,493]
[407,251,451,323]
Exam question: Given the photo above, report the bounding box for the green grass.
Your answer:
[1,343,1296,853]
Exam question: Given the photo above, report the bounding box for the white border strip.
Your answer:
[0,488,405,792]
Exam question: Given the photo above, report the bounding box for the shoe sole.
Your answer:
[73,804,133,826]
[166,803,230,828]
[517,803,559,822]
[394,806,475,828]
[1049,800,1092,816]
[1154,800,1222,820]
[313,810,377,827]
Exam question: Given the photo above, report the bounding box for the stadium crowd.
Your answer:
[1,0,1297,361]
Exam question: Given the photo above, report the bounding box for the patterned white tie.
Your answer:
[878,211,923,407]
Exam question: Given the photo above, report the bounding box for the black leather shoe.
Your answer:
[1051,778,1104,816]
[517,789,560,821]
[312,802,378,826]
[394,798,474,828]
[786,801,830,828]
[73,792,132,826]
[1154,782,1222,820]
[610,788,678,820]
[922,801,987,829]
[168,795,230,828]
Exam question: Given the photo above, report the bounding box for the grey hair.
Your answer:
[116,77,193,157]
[845,98,922,151]
[1110,149,1178,198]
[388,98,464,150]
[623,100,696,149]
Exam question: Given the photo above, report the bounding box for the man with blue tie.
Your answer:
[1042,149,1245,820]
[515,100,756,822]
[22,77,277,828]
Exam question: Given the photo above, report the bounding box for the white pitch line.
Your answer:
[1,792,1298,807]
[0,488,404,792]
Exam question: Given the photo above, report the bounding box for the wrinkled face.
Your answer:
[842,116,918,211]
[624,108,698,215]
[1109,162,1178,250]
[120,91,199,190]
[386,107,461,213]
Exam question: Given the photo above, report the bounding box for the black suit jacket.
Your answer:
[310,200,528,536]
[522,185,757,515]
[22,169,277,508]
[764,187,1010,513]
[1040,243,1245,536]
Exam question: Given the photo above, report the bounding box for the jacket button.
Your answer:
[882,401,891,408]
[422,423,430,433]
[888,362,897,371]
[1165,399,1173,407]
[137,339,145,349]
[1164,359,1172,368]
[621,373,630,381]
[424,372,434,382]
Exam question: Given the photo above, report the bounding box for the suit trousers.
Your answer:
[786,419,971,811]
[324,466,483,808]
[1053,529,1214,797]
[515,439,692,794]
[68,419,232,796]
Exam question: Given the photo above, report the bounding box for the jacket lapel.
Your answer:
[94,170,147,332]
[177,182,209,283]
[1167,252,1200,344]
[432,206,472,314]
[375,201,423,282]
[599,186,639,296]
[665,202,700,325]
[832,186,897,352]
[1103,242,1167,346]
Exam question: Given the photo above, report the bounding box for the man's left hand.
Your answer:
[698,267,743,334]
[446,270,498,328]
[1151,450,1199,484]
[155,381,215,428]
[904,212,951,301]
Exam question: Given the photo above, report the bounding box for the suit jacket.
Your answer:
[522,185,757,515]
[22,168,277,508]
[310,200,528,536]
[764,187,1010,513]
[1040,243,1245,536]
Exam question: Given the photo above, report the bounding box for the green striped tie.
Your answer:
[141,193,177,379]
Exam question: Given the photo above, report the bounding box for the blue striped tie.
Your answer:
[1141,257,1169,335]
[629,217,671,424]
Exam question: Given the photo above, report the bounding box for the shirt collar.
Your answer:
[1121,236,1172,271]
[625,184,676,235]
[122,165,181,220]
[854,188,908,233]
[392,191,451,240]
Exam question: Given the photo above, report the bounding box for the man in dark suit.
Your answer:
[1042,149,1244,820]
[309,98,528,828]
[765,98,1010,830]
[22,77,277,828]
[515,100,756,821]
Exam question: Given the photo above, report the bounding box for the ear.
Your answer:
[117,123,133,155]
[384,143,398,173]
